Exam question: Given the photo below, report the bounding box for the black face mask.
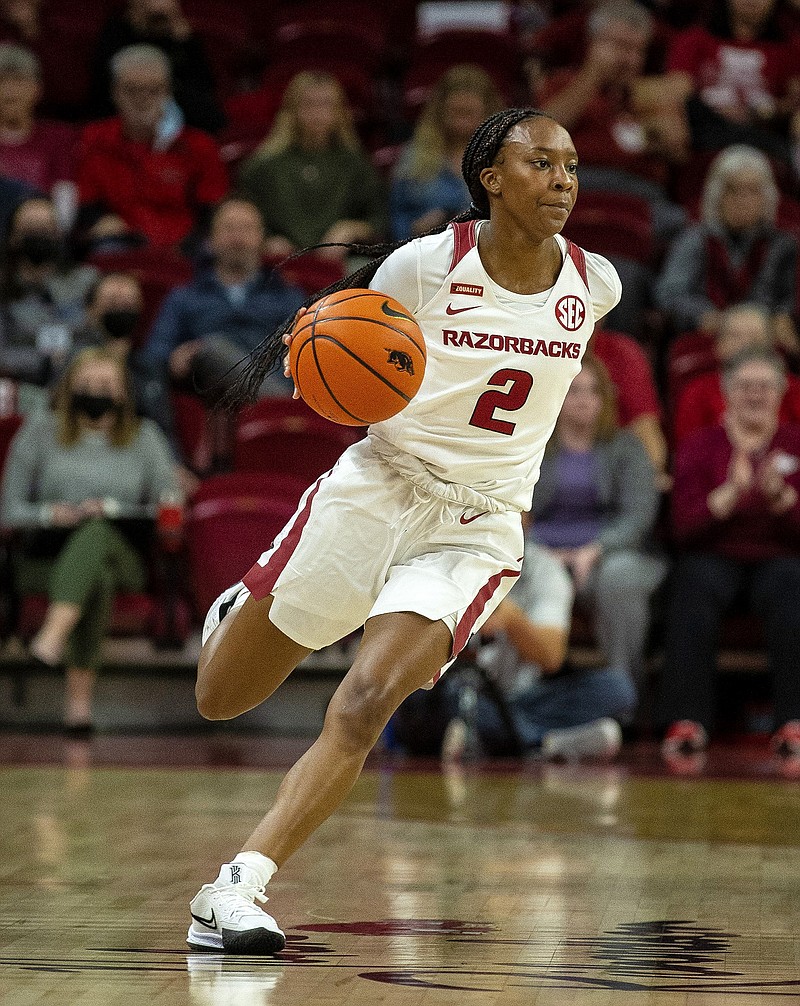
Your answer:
[15,234,61,267]
[71,393,120,421]
[101,309,141,340]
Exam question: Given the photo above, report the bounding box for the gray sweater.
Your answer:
[530,429,659,552]
[654,222,797,332]
[0,410,177,529]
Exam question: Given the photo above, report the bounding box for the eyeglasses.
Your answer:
[728,379,783,393]
[116,82,167,98]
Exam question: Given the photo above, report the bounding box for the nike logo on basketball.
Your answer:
[446,304,479,315]
[191,908,217,929]
[460,511,488,525]
[381,300,415,322]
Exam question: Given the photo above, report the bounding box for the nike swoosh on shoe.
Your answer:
[191,909,217,929]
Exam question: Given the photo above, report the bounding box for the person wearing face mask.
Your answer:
[0,194,97,411]
[74,272,144,361]
[0,347,178,734]
[76,44,228,253]
[87,0,224,134]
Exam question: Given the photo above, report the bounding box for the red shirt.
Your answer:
[77,117,228,247]
[674,371,800,445]
[667,25,798,115]
[538,70,668,187]
[672,423,800,561]
[0,120,76,191]
[591,329,661,425]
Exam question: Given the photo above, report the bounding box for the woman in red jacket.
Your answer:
[659,346,800,757]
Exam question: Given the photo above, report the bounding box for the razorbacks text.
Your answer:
[442,330,581,359]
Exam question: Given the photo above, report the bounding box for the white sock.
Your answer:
[231,851,278,886]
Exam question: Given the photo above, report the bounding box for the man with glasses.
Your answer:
[76,44,228,252]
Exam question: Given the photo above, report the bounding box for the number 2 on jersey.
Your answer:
[469,368,534,436]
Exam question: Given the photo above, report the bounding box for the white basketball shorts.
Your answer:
[204,438,523,682]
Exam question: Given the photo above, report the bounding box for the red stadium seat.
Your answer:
[172,392,212,473]
[666,329,718,419]
[234,397,362,481]
[269,1,389,56]
[265,252,345,297]
[186,471,309,615]
[563,191,654,264]
[404,29,521,113]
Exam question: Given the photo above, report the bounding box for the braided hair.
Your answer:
[228,107,556,406]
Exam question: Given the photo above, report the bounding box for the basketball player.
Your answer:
[186,108,621,953]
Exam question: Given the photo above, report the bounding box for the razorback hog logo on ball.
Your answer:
[555,295,586,331]
[385,349,415,375]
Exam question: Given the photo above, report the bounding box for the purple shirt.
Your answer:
[533,448,602,548]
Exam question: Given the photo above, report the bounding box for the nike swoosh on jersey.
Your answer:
[459,511,488,525]
[191,908,217,929]
[446,304,480,315]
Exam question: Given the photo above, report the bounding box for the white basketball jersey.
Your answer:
[369,220,622,511]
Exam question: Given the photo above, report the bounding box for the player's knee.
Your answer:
[195,675,237,721]
[326,674,399,752]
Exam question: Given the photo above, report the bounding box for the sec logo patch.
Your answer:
[555,295,585,331]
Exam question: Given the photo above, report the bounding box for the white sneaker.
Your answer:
[187,862,286,954]
[540,718,622,762]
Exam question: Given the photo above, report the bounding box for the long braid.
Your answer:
[225,107,556,408]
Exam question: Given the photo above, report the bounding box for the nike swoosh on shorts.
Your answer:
[459,511,488,525]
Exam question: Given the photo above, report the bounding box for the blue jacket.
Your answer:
[139,266,305,366]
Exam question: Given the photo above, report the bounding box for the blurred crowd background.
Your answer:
[0,0,799,762]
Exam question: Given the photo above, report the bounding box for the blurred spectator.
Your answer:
[89,0,224,134]
[674,303,800,443]
[535,0,689,238]
[655,145,797,350]
[237,71,386,262]
[0,44,76,211]
[0,168,32,237]
[0,0,39,45]
[665,0,800,169]
[456,542,636,759]
[0,195,97,412]
[0,347,177,733]
[73,272,145,362]
[136,197,304,462]
[591,325,668,480]
[529,356,666,691]
[659,347,800,758]
[389,65,503,241]
[76,45,228,253]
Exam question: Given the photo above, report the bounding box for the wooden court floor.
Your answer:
[3,735,800,1005]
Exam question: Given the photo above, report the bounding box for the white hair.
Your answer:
[110,44,171,83]
[701,145,778,228]
[722,346,787,394]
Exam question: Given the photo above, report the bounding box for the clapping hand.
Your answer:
[757,452,798,513]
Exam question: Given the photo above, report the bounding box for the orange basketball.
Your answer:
[288,288,426,426]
